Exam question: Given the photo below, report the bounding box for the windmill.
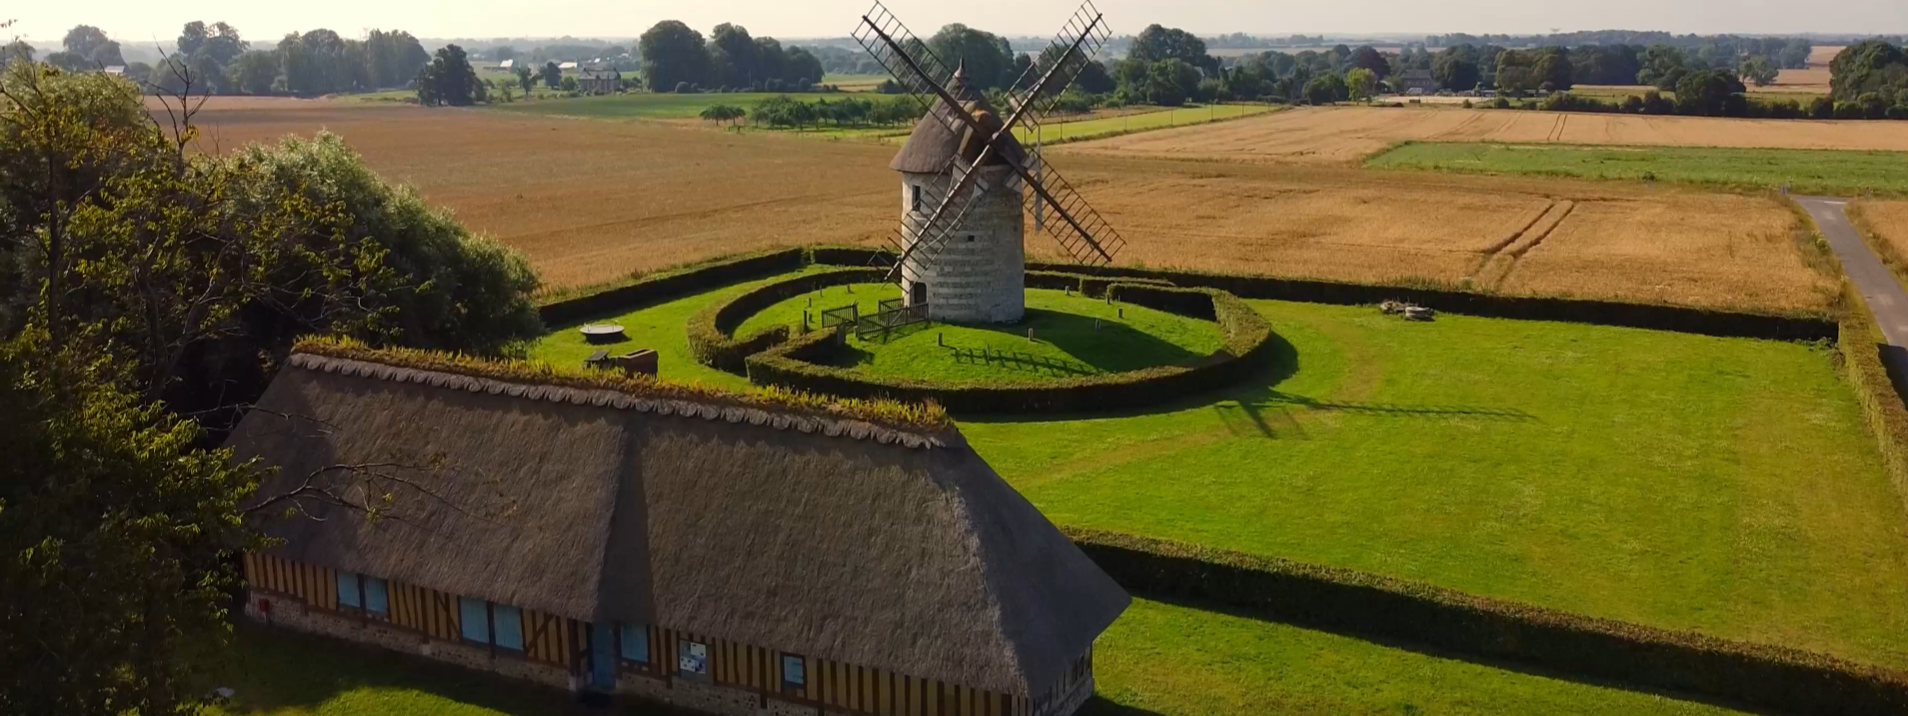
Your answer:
[854,1,1126,324]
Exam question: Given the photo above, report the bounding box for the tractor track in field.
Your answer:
[1469,200,1579,289]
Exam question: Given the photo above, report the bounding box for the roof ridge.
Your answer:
[287,352,947,450]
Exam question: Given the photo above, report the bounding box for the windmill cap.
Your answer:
[889,64,1027,173]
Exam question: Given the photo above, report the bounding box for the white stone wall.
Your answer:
[898,165,1026,324]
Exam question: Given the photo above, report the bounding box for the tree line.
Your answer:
[0,57,544,712]
[637,21,825,92]
[14,21,432,96]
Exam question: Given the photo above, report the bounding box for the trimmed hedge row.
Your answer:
[1839,288,1908,516]
[798,246,1835,341]
[538,247,806,327]
[1067,528,1908,716]
[687,268,883,374]
[745,284,1278,413]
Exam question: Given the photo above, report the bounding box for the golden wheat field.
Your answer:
[1069,105,1908,165]
[177,98,1837,315]
[1852,200,1908,267]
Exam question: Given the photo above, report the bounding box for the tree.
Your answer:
[1637,44,1691,90]
[1349,46,1389,79]
[61,25,123,68]
[783,47,823,88]
[559,75,579,93]
[1145,59,1199,106]
[229,50,276,95]
[493,45,516,62]
[415,44,480,107]
[1075,60,1115,94]
[1674,69,1744,116]
[1495,49,1541,95]
[1130,24,1214,72]
[541,61,562,88]
[927,24,1014,89]
[709,23,760,88]
[1739,56,1779,87]
[515,65,535,94]
[1,40,32,66]
[1305,73,1347,104]
[699,104,746,127]
[1830,40,1908,102]
[1345,67,1377,101]
[0,328,261,716]
[1532,47,1573,91]
[1432,45,1481,92]
[639,20,711,92]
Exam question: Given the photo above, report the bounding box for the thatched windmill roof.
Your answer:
[890,62,1029,174]
[230,351,1128,695]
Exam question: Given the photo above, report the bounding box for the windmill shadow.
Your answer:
[966,308,1205,373]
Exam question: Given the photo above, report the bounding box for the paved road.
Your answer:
[1796,196,1908,348]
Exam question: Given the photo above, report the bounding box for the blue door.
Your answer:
[591,622,616,690]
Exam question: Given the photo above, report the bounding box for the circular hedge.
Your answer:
[692,270,1280,414]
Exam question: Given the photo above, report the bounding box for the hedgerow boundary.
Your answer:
[1066,527,1908,716]
[743,283,1276,413]
[685,268,883,374]
[1839,287,1908,516]
[809,247,1838,341]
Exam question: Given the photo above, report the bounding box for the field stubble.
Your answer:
[179,98,1838,315]
[1072,106,1908,166]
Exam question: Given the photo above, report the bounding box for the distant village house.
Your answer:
[1397,69,1438,95]
[578,66,622,95]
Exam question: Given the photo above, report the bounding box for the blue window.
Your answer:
[781,654,805,692]
[336,572,361,609]
[458,597,490,644]
[493,604,524,651]
[619,623,650,663]
[362,576,389,615]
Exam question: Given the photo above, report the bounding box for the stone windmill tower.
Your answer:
[855,1,1127,325]
[889,63,1029,324]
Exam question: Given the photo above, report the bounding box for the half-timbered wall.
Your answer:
[247,553,1086,716]
[244,553,582,669]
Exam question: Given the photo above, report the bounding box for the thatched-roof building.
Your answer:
[230,349,1127,716]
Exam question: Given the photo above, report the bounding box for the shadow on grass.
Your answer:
[967,327,1538,428]
[1076,694,1169,716]
[965,308,1207,373]
[216,623,690,715]
[1140,595,1779,716]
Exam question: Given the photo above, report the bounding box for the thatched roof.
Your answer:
[231,352,1128,695]
[891,63,1029,174]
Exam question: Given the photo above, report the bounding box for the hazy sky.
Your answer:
[11,0,1908,45]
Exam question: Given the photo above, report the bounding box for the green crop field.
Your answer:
[532,272,1908,671]
[1367,141,1908,195]
[734,283,1224,384]
[210,606,1739,716]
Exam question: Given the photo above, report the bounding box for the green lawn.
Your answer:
[734,283,1224,384]
[1090,598,1744,716]
[208,626,680,716]
[967,300,1908,669]
[212,607,1740,716]
[527,275,1908,670]
[1367,141,1908,195]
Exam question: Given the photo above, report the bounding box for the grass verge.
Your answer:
[1367,141,1908,195]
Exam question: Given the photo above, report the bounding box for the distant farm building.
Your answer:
[103,65,125,76]
[578,67,622,95]
[558,61,579,70]
[497,59,515,70]
[1398,69,1438,94]
[228,349,1128,716]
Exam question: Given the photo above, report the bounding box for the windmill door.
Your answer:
[910,281,928,306]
